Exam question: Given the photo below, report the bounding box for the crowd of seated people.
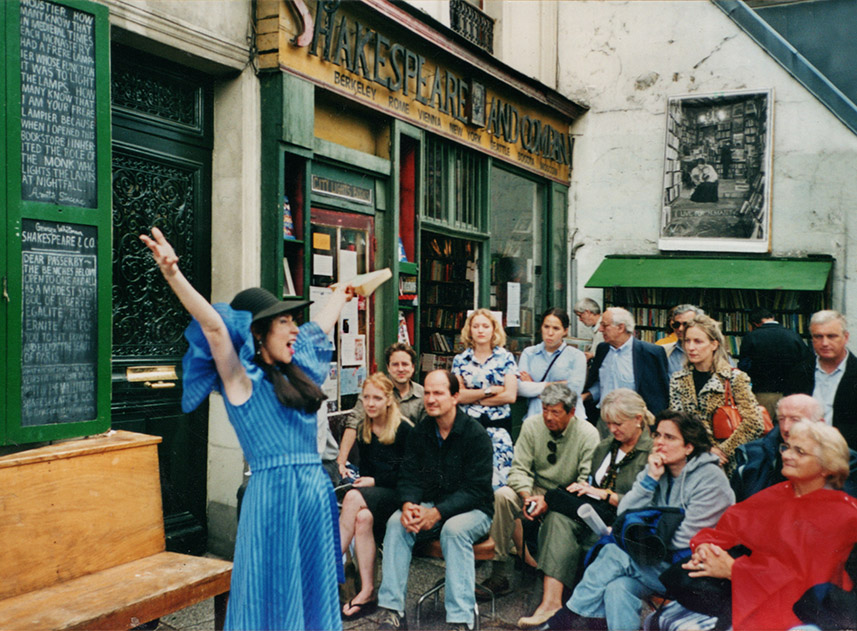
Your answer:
[330,305,857,631]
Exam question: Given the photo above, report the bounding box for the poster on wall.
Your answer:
[659,89,774,253]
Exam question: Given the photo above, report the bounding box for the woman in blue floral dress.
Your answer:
[141,227,352,631]
[451,308,518,489]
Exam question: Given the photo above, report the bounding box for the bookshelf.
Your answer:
[604,286,829,356]
[281,157,306,298]
[419,232,478,373]
[663,99,683,205]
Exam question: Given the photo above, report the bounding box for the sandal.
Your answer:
[342,597,378,621]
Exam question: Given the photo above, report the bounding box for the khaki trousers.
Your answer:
[490,484,546,561]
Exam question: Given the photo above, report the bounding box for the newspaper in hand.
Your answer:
[331,268,392,297]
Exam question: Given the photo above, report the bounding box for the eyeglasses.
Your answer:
[547,441,557,464]
[671,321,691,330]
[778,443,815,458]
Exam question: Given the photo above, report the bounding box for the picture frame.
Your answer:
[659,89,774,253]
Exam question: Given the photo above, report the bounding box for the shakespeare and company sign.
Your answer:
[260,0,574,184]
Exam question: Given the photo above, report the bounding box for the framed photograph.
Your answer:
[469,80,486,127]
[659,89,773,252]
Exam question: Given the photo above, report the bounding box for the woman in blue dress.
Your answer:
[141,227,352,631]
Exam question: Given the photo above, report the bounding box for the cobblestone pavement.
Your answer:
[155,556,544,631]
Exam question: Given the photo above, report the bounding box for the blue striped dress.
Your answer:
[182,304,343,631]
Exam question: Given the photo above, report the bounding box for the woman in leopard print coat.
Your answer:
[669,314,763,472]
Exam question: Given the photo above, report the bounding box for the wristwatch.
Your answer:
[483,386,493,397]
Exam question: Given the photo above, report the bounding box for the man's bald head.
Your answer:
[777,394,824,441]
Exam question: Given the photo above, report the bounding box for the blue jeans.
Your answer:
[568,543,669,631]
[378,504,492,625]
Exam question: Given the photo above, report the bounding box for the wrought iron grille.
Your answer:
[112,151,197,358]
[424,135,484,231]
[453,147,482,230]
[450,0,494,54]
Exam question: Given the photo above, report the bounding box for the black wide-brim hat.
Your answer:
[230,287,312,323]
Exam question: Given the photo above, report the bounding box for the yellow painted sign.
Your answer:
[265,0,572,183]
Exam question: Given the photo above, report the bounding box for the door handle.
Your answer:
[126,365,178,384]
[144,381,176,389]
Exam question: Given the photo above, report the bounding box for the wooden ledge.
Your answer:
[0,552,232,630]
[0,430,161,469]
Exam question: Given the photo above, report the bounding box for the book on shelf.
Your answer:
[282,195,296,240]
[398,237,409,262]
[399,274,417,296]
[419,353,454,372]
[283,257,296,296]
[398,313,410,345]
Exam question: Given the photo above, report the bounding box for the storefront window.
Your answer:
[490,166,544,351]
[424,135,484,232]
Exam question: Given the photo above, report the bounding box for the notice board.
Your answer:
[3,0,111,445]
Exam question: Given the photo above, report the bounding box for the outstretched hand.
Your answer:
[140,227,179,277]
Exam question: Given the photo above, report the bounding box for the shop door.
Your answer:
[309,209,375,424]
[109,46,213,554]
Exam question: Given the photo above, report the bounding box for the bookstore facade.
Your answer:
[255,0,585,415]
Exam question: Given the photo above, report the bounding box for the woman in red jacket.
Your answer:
[676,420,857,630]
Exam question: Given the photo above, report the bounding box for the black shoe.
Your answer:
[536,608,608,631]
[446,623,472,631]
[476,574,511,601]
[378,608,408,630]
[535,606,578,631]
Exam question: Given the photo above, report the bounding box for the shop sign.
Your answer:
[274,0,572,183]
[311,174,373,205]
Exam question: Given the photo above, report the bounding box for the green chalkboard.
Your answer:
[3,0,111,445]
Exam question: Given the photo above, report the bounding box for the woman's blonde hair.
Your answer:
[460,308,506,349]
[789,420,850,489]
[684,314,732,372]
[359,373,406,445]
[600,388,654,429]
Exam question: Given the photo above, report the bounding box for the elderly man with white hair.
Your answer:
[731,393,857,500]
[581,307,670,420]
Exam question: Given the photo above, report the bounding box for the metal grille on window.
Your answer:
[424,135,483,231]
[425,136,447,221]
[453,146,481,230]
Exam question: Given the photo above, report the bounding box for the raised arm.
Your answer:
[312,285,355,335]
[140,227,251,404]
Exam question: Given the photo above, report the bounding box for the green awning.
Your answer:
[585,256,832,291]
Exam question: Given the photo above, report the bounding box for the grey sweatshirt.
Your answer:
[617,451,735,549]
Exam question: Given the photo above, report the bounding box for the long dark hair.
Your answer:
[251,316,326,413]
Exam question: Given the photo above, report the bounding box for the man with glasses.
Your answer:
[482,383,599,597]
[731,393,857,500]
[581,307,670,422]
[573,298,603,361]
[662,304,705,376]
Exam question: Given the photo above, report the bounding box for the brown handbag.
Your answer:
[712,371,773,440]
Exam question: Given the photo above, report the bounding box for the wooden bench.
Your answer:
[0,430,232,630]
